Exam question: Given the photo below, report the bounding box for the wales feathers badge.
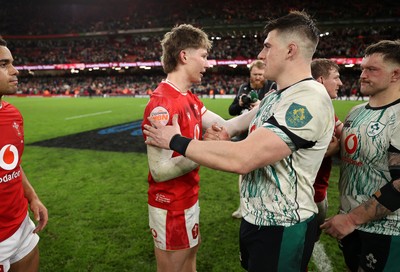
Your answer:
[285,103,312,128]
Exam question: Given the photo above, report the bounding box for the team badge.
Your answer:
[12,122,22,137]
[285,103,312,128]
[149,106,170,126]
[192,223,199,239]
[366,121,385,137]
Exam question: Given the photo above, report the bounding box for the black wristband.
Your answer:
[373,181,400,212]
[169,134,192,156]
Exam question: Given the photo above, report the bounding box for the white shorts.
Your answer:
[0,213,39,272]
[149,201,200,251]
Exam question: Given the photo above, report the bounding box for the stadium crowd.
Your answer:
[6,25,399,65]
[1,0,398,35]
[1,0,398,97]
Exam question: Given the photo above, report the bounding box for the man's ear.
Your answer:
[317,76,324,84]
[287,43,297,58]
[180,50,187,62]
[391,67,400,82]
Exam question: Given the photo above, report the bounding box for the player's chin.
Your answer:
[6,86,18,93]
[194,76,202,84]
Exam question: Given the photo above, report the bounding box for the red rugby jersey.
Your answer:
[0,101,28,242]
[142,81,206,211]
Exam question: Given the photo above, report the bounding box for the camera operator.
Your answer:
[228,60,276,219]
[229,60,276,117]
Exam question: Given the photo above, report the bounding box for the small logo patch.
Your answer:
[367,121,385,137]
[149,106,170,126]
[285,103,312,128]
[365,253,377,269]
[192,223,199,239]
[344,134,358,154]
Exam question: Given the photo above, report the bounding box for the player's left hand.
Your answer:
[325,136,340,157]
[144,114,182,149]
[320,214,356,240]
[29,198,48,233]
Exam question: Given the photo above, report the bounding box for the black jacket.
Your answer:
[228,80,276,116]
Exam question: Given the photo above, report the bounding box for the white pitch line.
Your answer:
[312,241,333,272]
[65,110,112,120]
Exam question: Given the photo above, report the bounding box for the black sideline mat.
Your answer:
[29,120,146,153]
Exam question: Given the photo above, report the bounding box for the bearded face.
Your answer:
[249,66,265,89]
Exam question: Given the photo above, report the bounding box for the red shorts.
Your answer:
[148,201,200,250]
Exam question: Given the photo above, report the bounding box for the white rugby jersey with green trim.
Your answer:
[240,79,335,227]
[339,99,400,235]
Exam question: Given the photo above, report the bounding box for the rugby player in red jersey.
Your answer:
[0,37,48,272]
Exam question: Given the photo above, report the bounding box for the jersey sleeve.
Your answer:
[264,82,334,151]
[390,117,400,151]
[142,96,174,140]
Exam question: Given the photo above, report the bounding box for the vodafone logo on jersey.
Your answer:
[344,134,358,154]
[0,144,19,170]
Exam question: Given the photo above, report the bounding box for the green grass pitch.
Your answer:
[4,96,364,272]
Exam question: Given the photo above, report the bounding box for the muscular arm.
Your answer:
[147,145,198,182]
[144,115,291,175]
[184,127,291,174]
[321,151,400,239]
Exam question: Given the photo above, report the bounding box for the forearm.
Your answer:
[349,178,400,225]
[20,167,39,203]
[184,127,291,174]
[223,107,257,137]
[347,197,391,226]
[147,146,198,182]
[185,140,245,173]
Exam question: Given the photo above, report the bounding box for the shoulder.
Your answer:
[287,80,329,102]
[1,101,20,114]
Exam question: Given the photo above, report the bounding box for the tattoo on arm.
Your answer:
[362,198,390,220]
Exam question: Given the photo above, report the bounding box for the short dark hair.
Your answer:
[0,37,7,47]
[364,40,400,65]
[264,10,319,58]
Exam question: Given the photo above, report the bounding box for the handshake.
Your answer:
[203,123,230,141]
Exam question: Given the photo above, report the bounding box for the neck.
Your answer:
[166,74,190,93]
[368,84,400,107]
[276,74,312,90]
[275,61,312,90]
